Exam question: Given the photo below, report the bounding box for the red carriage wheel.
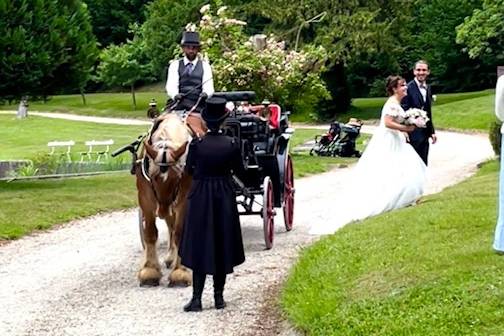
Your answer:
[138,208,146,249]
[262,176,275,249]
[283,154,295,231]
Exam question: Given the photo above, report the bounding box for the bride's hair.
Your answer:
[386,75,404,96]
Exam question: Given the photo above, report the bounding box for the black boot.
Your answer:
[184,272,205,312]
[213,273,226,309]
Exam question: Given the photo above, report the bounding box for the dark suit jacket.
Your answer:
[400,80,435,138]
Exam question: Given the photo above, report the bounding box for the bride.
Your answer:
[310,76,427,235]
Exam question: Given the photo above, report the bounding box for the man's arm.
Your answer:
[496,75,504,122]
[165,60,179,99]
[202,61,214,97]
[427,86,435,135]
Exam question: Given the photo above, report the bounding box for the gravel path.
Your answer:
[0,113,495,335]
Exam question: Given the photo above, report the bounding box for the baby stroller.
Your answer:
[333,120,362,158]
[309,118,362,158]
[309,122,341,156]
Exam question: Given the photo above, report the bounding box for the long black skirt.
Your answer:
[179,177,245,275]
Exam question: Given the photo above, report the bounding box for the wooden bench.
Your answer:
[80,139,114,163]
[47,140,75,162]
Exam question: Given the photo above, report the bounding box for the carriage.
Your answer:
[112,91,295,251]
[214,91,295,249]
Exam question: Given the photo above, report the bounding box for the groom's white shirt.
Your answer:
[414,78,427,102]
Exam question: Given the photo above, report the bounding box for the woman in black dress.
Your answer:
[179,96,245,312]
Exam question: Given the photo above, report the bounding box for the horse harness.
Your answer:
[139,112,203,206]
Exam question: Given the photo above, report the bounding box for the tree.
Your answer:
[97,35,154,109]
[403,0,495,92]
[196,5,330,117]
[456,0,504,61]
[0,0,98,102]
[84,0,151,47]
[140,0,207,78]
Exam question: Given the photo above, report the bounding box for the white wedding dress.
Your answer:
[310,98,427,235]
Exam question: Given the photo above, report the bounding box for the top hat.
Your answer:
[181,31,201,47]
[202,97,228,123]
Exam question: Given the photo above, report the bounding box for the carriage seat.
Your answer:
[213,91,256,102]
[267,104,281,129]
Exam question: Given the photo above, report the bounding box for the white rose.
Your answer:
[200,4,210,14]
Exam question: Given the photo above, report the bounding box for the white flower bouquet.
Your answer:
[402,108,430,128]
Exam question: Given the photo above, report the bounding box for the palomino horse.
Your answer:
[136,112,206,287]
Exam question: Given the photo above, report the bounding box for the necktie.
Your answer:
[184,62,193,76]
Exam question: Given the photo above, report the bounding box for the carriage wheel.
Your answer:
[283,154,295,231]
[138,208,146,250]
[262,176,275,250]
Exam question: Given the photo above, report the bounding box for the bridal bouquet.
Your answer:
[402,108,430,128]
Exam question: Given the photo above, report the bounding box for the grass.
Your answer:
[290,128,370,178]
[0,173,137,239]
[0,88,494,129]
[0,119,365,240]
[281,160,504,335]
[0,114,150,160]
[336,89,495,131]
[434,94,496,131]
[0,92,167,119]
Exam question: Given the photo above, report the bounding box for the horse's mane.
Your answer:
[150,114,191,149]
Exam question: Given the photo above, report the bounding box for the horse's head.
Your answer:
[143,114,191,179]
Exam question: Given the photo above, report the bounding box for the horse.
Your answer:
[136,112,206,287]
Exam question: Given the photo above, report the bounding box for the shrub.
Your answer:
[183,5,330,118]
[489,120,502,156]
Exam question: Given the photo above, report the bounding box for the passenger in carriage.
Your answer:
[165,30,214,113]
[179,97,246,312]
[237,100,280,130]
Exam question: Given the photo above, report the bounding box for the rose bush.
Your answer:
[181,5,330,117]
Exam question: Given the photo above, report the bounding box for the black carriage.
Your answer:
[213,91,295,249]
[112,91,295,250]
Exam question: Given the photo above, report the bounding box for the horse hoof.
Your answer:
[140,278,160,287]
[169,269,192,287]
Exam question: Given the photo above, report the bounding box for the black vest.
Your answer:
[178,59,203,111]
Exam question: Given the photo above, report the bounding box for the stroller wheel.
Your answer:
[309,148,315,156]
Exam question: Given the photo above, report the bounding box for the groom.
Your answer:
[401,60,437,165]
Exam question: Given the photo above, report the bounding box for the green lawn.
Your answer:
[336,89,495,131]
[434,94,496,131]
[0,121,365,240]
[0,114,149,160]
[0,173,137,239]
[1,89,494,130]
[281,160,503,335]
[290,128,370,178]
[0,92,168,119]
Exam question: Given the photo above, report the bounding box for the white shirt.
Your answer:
[414,78,427,102]
[165,56,214,99]
[495,75,504,133]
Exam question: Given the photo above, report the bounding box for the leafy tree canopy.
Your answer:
[0,0,98,101]
[84,0,151,47]
[97,32,154,108]
[456,0,504,61]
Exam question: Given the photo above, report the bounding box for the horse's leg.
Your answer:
[164,212,176,269]
[168,175,192,287]
[136,176,162,286]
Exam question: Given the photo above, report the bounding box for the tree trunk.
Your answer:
[80,89,87,106]
[131,84,136,110]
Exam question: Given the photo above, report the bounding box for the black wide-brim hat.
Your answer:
[202,97,229,123]
[181,31,201,47]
